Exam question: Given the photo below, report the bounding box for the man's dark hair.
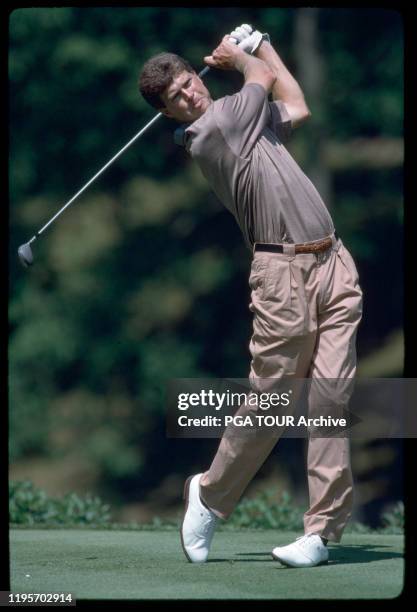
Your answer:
[139,52,195,110]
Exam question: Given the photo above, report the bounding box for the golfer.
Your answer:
[139,24,363,567]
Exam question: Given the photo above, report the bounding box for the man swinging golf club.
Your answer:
[139,24,363,567]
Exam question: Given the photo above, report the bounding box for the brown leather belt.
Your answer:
[254,232,338,255]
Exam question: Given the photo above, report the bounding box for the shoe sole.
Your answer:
[180,475,194,563]
[271,550,328,567]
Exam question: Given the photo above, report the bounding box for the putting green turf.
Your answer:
[10,529,404,600]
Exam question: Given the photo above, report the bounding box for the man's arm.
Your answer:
[255,40,311,128]
[204,36,276,94]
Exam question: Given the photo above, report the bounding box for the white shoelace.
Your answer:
[198,510,217,537]
[295,534,318,547]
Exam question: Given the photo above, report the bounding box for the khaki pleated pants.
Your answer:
[200,236,363,542]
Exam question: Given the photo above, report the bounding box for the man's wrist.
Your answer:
[235,52,273,83]
[255,38,273,58]
[233,48,253,73]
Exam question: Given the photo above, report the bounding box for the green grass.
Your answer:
[10,529,404,600]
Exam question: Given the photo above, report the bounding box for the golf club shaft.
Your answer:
[29,112,162,243]
[28,65,212,245]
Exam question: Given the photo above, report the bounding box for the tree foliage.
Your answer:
[9,8,403,517]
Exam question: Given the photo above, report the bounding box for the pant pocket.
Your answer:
[249,259,269,301]
[336,244,362,290]
[263,257,292,306]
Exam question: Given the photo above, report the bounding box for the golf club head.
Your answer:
[18,242,34,268]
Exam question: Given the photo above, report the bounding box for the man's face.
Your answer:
[160,70,213,123]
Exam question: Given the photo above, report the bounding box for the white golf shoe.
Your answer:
[271,533,329,567]
[181,473,218,563]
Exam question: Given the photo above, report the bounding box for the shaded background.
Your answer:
[9,7,403,527]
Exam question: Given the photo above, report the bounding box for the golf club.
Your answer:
[16,109,161,267]
[17,66,211,269]
[17,29,248,268]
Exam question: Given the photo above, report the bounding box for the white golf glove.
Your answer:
[228,23,270,54]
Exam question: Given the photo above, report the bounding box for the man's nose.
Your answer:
[182,87,194,102]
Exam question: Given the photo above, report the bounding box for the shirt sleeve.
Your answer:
[214,83,292,158]
[268,99,292,143]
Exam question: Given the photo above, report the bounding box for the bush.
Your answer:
[9,480,112,526]
[344,521,376,534]
[221,489,304,531]
[10,479,404,534]
[380,501,404,534]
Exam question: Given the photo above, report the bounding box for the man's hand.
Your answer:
[205,35,276,93]
[204,36,247,70]
[229,24,269,55]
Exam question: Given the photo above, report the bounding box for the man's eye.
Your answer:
[172,79,191,102]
